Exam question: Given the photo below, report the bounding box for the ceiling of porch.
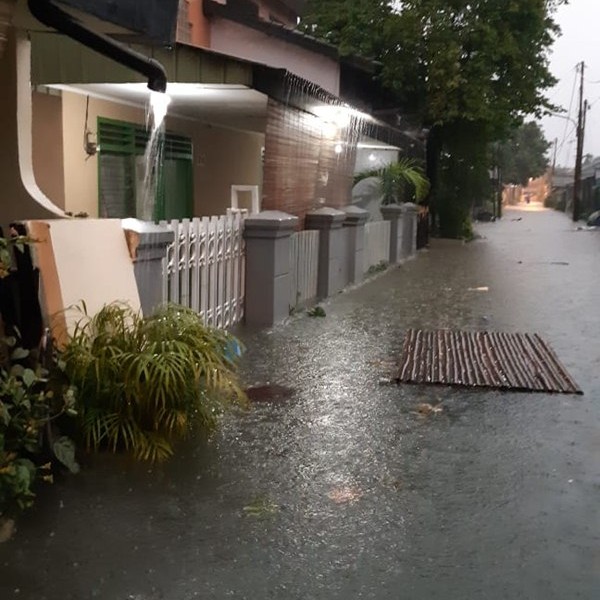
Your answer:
[48,82,270,133]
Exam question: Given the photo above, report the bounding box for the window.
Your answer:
[97,117,193,221]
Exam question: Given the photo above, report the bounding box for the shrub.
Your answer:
[354,158,430,205]
[61,303,245,462]
[0,336,78,520]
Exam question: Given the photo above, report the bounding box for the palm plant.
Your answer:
[61,303,245,462]
[354,158,430,205]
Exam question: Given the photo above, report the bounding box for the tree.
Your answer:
[300,0,564,237]
[300,0,391,58]
[497,122,551,186]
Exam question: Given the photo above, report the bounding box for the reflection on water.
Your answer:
[2,210,599,600]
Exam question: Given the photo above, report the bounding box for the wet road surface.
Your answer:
[1,206,599,599]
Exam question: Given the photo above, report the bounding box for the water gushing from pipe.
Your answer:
[138,90,172,221]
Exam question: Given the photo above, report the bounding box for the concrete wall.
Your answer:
[28,218,141,346]
[32,91,65,210]
[58,91,263,218]
[210,18,340,95]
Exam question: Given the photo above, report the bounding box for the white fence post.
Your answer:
[160,214,246,329]
[363,220,391,272]
[289,230,319,308]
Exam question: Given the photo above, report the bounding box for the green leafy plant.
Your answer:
[367,260,389,275]
[0,336,78,520]
[61,303,245,462]
[0,233,78,523]
[354,158,430,205]
[307,306,326,318]
[0,235,30,279]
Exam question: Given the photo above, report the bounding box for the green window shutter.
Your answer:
[98,154,135,218]
[98,117,193,221]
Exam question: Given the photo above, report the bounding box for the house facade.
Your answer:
[1,0,417,228]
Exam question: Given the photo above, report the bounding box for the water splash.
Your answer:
[138,90,172,221]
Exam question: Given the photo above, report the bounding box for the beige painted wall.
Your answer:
[32,91,65,210]
[194,125,264,217]
[61,91,147,217]
[60,90,264,218]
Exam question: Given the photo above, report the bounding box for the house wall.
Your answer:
[262,99,355,225]
[32,91,65,210]
[58,90,262,218]
[194,125,264,216]
[176,0,211,46]
[61,91,148,217]
[210,18,340,95]
[0,31,63,226]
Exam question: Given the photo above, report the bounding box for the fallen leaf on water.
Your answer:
[242,497,279,517]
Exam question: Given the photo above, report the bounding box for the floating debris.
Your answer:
[327,486,363,504]
[242,497,280,517]
[415,402,444,416]
[398,329,582,394]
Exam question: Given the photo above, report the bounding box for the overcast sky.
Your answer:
[539,0,600,168]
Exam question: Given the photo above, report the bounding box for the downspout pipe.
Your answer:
[27,0,167,92]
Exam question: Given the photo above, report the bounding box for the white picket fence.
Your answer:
[289,230,320,308]
[364,220,391,271]
[162,214,245,329]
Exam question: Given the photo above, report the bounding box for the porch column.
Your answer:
[122,221,174,316]
[401,203,419,259]
[305,207,346,299]
[381,204,404,264]
[343,205,369,284]
[244,211,298,327]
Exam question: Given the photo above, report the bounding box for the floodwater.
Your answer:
[1,206,599,599]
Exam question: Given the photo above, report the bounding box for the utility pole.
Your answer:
[549,137,558,199]
[573,61,586,222]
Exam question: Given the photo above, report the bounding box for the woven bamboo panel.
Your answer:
[398,329,582,394]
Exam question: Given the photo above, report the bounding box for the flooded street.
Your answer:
[2,206,599,599]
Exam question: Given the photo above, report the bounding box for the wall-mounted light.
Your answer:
[334,143,343,154]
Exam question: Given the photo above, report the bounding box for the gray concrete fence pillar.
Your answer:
[244,211,299,327]
[343,205,369,284]
[122,220,174,316]
[380,204,404,264]
[305,207,347,299]
[401,203,419,259]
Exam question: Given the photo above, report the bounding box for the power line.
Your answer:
[558,65,579,154]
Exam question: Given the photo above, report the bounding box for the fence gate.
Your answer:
[289,230,319,308]
[364,220,391,272]
[162,214,245,328]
